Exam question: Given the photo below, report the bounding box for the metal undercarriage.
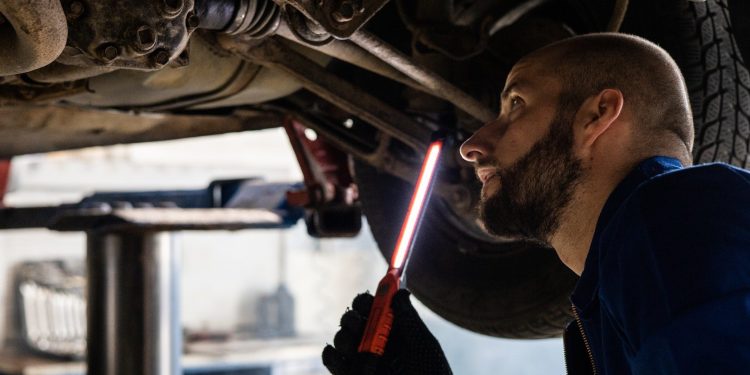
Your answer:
[0,0,629,372]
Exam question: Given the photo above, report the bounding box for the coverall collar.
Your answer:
[570,156,684,310]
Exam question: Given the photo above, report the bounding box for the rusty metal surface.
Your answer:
[25,62,116,84]
[58,0,195,70]
[276,22,428,94]
[0,0,68,76]
[0,105,282,157]
[220,35,431,152]
[283,0,390,38]
[0,80,89,104]
[349,30,496,124]
[32,33,304,111]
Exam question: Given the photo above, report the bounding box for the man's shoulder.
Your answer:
[599,163,750,325]
[605,162,750,245]
[629,162,750,216]
[640,161,750,191]
[600,161,750,242]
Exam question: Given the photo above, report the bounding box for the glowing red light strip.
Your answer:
[390,140,444,270]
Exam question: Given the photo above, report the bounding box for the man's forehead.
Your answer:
[503,58,559,95]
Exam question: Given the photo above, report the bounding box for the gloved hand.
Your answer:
[322,289,452,375]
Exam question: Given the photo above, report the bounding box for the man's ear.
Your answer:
[573,89,624,149]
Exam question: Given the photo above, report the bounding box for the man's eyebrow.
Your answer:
[500,81,526,101]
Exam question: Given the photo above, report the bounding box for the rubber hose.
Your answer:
[0,0,68,76]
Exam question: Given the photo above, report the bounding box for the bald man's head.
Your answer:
[524,33,694,164]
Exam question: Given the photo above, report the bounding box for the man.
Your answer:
[322,33,750,374]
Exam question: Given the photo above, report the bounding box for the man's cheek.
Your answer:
[495,131,536,165]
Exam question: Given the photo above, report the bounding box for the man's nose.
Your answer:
[460,132,490,162]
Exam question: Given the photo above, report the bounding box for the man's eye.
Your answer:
[510,96,524,111]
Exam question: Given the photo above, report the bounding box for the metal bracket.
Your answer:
[283,117,362,237]
[58,0,196,70]
[219,36,431,151]
[0,178,305,230]
[283,0,390,39]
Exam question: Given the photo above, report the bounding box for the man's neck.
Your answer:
[550,165,631,275]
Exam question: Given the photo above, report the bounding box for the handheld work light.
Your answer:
[358,137,444,356]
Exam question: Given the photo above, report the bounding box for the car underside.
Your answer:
[1,0,749,338]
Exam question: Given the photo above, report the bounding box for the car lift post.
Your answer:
[11,205,291,375]
[0,179,302,374]
[55,208,287,375]
[86,229,181,375]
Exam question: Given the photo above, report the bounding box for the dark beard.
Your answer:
[479,109,583,243]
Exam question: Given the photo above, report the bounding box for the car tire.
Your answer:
[354,0,750,338]
[619,0,750,167]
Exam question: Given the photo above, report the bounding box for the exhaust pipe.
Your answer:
[0,0,68,76]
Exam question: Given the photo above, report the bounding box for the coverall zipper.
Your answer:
[571,303,597,374]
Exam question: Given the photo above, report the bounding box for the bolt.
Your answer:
[332,0,364,23]
[17,88,36,100]
[351,0,364,14]
[68,1,84,19]
[162,0,183,14]
[135,25,157,52]
[153,49,171,66]
[332,2,355,23]
[100,44,120,62]
[186,12,200,29]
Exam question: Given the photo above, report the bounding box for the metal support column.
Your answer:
[87,230,181,375]
[0,200,292,373]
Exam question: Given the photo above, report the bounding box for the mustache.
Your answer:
[475,160,499,169]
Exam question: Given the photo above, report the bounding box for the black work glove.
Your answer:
[322,289,452,375]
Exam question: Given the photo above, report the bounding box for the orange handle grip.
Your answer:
[358,269,400,355]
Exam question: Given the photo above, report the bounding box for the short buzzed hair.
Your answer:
[527,33,694,163]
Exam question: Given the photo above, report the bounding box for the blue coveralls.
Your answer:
[563,156,750,374]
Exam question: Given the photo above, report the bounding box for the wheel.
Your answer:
[355,0,750,338]
[619,0,750,167]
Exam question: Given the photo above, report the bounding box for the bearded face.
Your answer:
[478,107,583,243]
